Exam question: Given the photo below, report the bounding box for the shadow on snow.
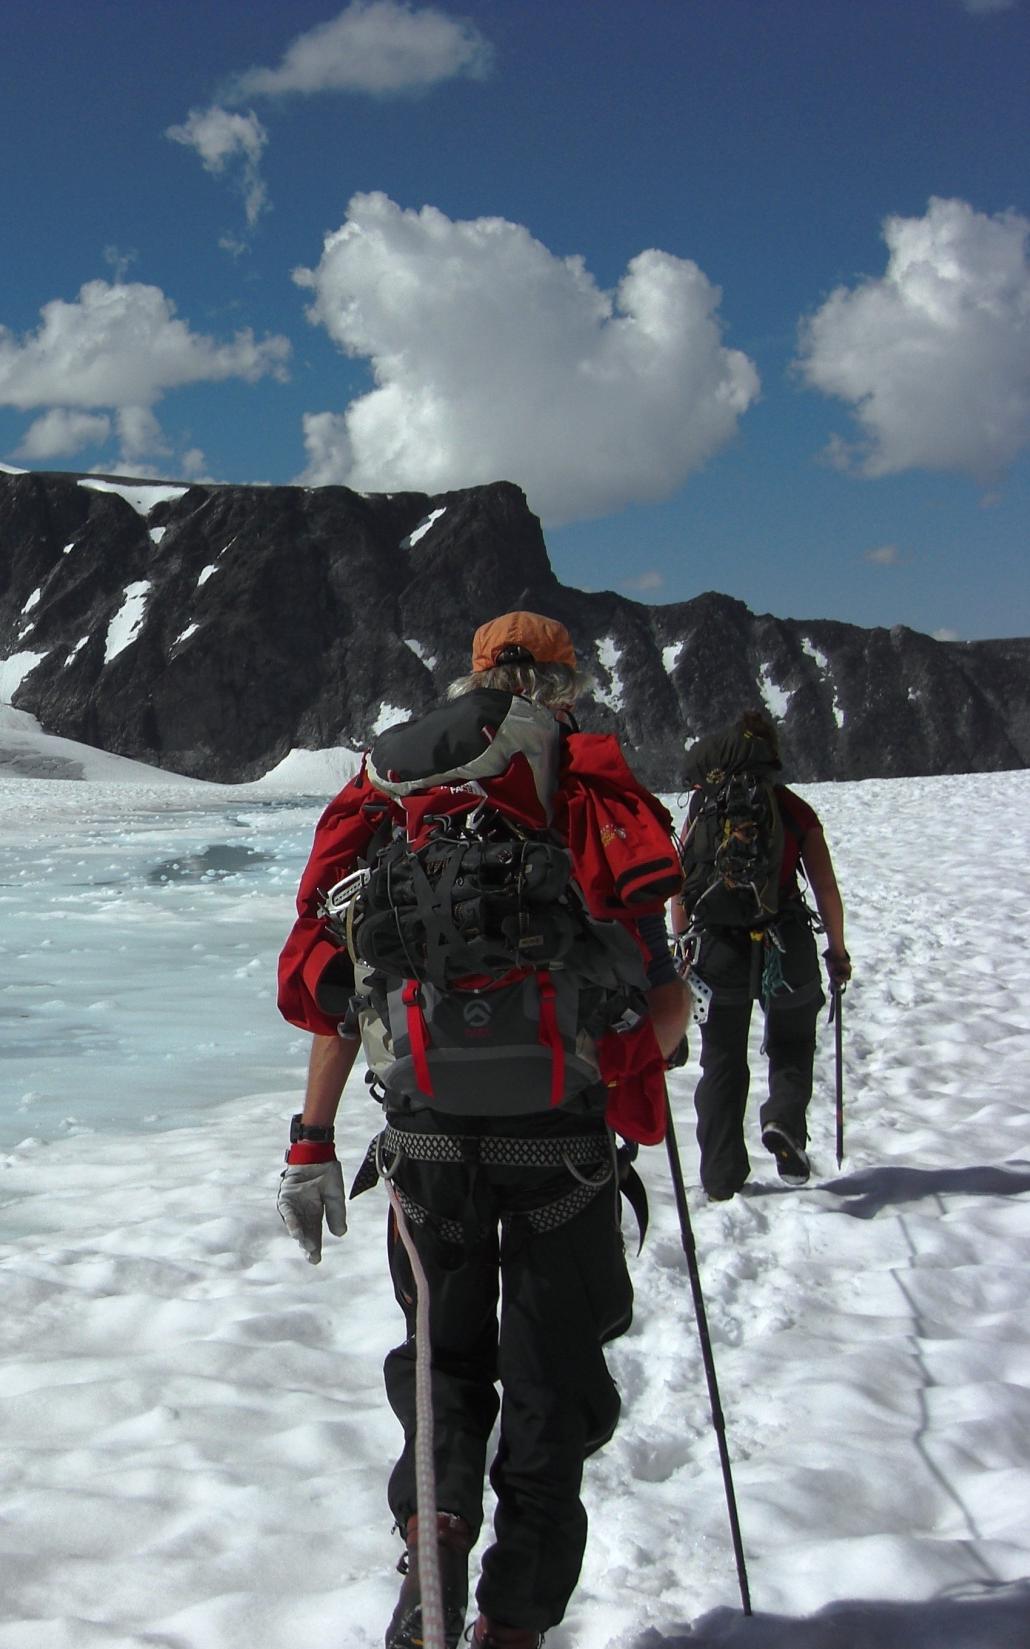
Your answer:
[815,1161,1030,1218]
[633,1575,1030,1646]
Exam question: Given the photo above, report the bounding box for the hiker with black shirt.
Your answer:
[276,611,690,1649]
[673,710,850,1202]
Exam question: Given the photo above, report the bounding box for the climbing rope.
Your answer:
[383,1176,445,1649]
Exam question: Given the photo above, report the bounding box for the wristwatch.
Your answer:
[289,1112,335,1144]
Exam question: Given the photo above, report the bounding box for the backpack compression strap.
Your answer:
[402,980,435,1099]
[536,971,566,1108]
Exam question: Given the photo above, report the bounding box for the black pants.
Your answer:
[383,1112,632,1634]
[692,915,824,1197]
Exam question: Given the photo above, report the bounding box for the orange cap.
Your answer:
[471,611,576,673]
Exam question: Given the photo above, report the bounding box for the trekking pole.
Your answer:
[829,985,845,1169]
[664,1102,752,1616]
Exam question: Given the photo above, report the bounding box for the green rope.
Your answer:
[761,937,791,999]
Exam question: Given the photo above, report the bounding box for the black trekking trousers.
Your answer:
[382,1109,633,1635]
[692,912,825,1197]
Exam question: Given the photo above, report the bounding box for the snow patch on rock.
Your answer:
[0,651,47,701]
[802,636,845,728]
[594,636,625,712]
[404,638,438,671]
[104,582,152,664]
[404,507,447,548]
[758,660,791,720]
[370,702,409,737]
[79,479,187,516]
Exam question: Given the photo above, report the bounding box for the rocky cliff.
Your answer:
[1,468,1027,788]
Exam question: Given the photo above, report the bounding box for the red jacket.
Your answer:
[276,729,681,1144]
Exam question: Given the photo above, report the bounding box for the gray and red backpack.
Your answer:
[315,688,682,1136]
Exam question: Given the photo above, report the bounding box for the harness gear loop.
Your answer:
[375,1132,404,1182]
[561,1151,614,1188]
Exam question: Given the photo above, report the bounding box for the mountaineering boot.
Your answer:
[469,1616,545,1648]
[761,1122,811,1187]
[385,1510,474,1649]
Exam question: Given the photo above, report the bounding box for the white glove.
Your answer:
[277,1160,348,1264]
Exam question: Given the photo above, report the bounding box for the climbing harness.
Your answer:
[353,1126,615,1238]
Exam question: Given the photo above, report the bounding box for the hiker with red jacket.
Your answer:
[276,611,689,1649]
[673,710,850,1201]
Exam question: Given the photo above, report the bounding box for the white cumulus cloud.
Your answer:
[181,448,210,480]
[229,0,492,98]
[797,197,1030,484]
[293,192,759,524]
[116,406,172,467]
[1,281,289,475]
[166,106,269,228]
[0,280,290,411]
[174,6,489,235]
[14,408,112,461]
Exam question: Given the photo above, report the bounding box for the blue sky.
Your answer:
[1,0,1028,640]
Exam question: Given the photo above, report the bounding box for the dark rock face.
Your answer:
[1,468,1027,787]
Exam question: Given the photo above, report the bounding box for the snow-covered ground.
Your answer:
[1,710,1029,1648]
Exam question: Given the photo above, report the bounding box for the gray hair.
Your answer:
[447,660,587,710]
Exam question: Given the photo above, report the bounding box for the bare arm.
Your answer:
[647,976,691,1058]
[799,825,850,974]
[670,793,699,940]
[300,1032,361,1129]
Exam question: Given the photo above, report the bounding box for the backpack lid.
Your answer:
[683,725,782,790]
[367,689,562,818]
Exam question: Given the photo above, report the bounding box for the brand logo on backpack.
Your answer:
[462,998,493,1031]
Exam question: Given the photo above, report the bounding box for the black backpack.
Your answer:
[320,689,649,1117]
[679,726,786,930]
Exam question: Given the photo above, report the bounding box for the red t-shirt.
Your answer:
[776,785,820,890]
